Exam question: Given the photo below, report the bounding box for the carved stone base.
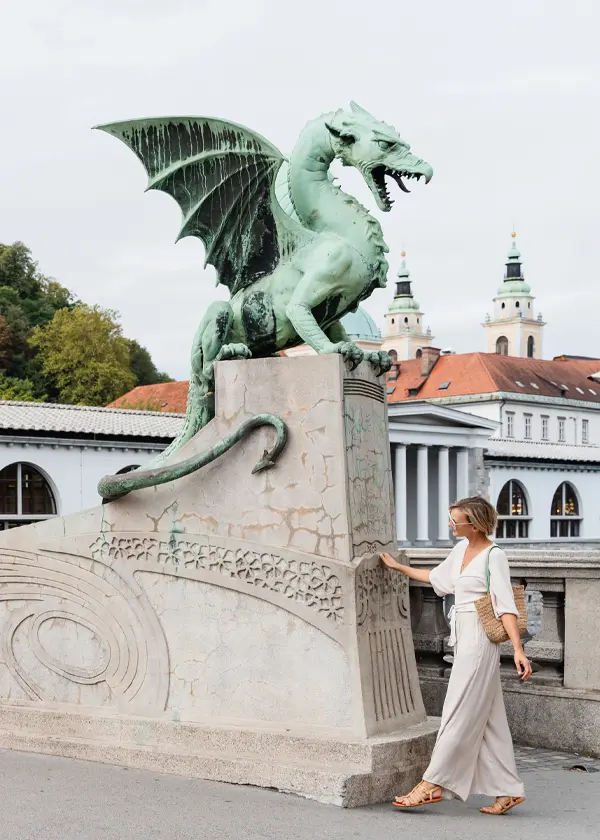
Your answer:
[0,356,435,803]
[0,704,439,807]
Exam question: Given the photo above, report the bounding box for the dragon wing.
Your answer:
[96,116,301,295]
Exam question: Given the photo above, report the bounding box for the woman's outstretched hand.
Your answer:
[380,553,432,584]
[514,649,533,681]
[380,552,403,571]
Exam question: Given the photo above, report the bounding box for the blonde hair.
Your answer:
[451,496,497,537]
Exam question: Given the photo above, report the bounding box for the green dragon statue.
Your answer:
[95,102,432,500]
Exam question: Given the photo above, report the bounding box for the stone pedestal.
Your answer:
[0,355,436,806]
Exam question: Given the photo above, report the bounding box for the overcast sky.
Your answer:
[2,1,599,379]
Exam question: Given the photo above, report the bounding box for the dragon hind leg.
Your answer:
[153,301,240,462]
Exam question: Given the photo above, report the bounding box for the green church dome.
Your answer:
[341,308,382,341]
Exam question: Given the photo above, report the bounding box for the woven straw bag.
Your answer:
[474,545,527,644]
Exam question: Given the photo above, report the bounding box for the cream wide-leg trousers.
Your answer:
[423,611,525,802]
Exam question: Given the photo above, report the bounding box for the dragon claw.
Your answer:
[365,350,393,376]
[215,343,252,362]
[327,341,364,370]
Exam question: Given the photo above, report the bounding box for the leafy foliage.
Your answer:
[0,241,172,405]
[0,371,42,401]
[125,339,172,386]
[29,305,137,406]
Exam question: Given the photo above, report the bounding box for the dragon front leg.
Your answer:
[286,244,366,371]
[287,302,364,371]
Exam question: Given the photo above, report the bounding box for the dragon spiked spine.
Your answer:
[95,103,432,498]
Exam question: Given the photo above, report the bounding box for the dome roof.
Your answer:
[496,279,532,297]
[341,308,382,341]
[388,295,421,313]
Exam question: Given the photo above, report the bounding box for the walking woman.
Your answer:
[380,495,532,815]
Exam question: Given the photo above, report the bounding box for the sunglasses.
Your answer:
[449,511,471,528]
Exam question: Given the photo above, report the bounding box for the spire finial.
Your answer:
[401,250,406,257]
[511,231,517,239]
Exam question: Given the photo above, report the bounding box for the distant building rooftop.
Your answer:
[387,353,600,404]
[0,401,183,439]
[108,382,189,414]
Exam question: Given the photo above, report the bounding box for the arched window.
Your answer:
[527,335,535,358]
[0,463,57,530]
[116,464,141,475]
[501,302,506,309]
[550,482,581,537]
[515,301,520,309]
[415,349,423,359]
[404,316,409,324]
[496,336,509,355]
[496,479,529,538]
[388,349,398,362]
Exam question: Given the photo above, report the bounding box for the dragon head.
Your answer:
[325,102,433,212]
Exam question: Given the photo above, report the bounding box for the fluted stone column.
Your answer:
[416,445,430,545]
[437,447,450,543]
[456,447,469,500]
[394,444,408,544]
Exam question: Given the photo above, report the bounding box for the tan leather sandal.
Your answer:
[480,796,525,815]
[393,780,443,808]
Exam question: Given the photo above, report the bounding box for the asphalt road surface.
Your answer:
[0,747,597,840]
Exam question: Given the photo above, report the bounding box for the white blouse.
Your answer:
[429,539,519,620]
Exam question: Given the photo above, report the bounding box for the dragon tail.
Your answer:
[98,413,288,502]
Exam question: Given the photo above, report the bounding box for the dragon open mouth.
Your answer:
[368,166,426,211]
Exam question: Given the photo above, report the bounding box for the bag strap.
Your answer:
[484,544,499,594]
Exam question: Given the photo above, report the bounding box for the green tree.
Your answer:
[0,241,42,298]
[0,289,32,379]
[0,314,12,366]
[125,339,173,386]
[0,242,74,395]
[0,371,42,401]
[29,304,136,406]
[1,241,171,404]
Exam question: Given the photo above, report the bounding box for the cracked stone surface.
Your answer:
[0,355,427,771]
[136,571,354,729]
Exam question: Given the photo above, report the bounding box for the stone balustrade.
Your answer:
[403,547,600,757]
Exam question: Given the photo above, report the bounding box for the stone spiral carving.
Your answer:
[0,549,168,710]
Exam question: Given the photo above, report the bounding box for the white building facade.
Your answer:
[388,401,497,546]
[446,392,600,542]
[0,402,181,529]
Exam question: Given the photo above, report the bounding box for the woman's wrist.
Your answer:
[389,560,407,572]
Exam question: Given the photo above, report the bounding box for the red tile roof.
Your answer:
[108,381,188,413]
[388,353,600,403]
[109,354,600,413]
